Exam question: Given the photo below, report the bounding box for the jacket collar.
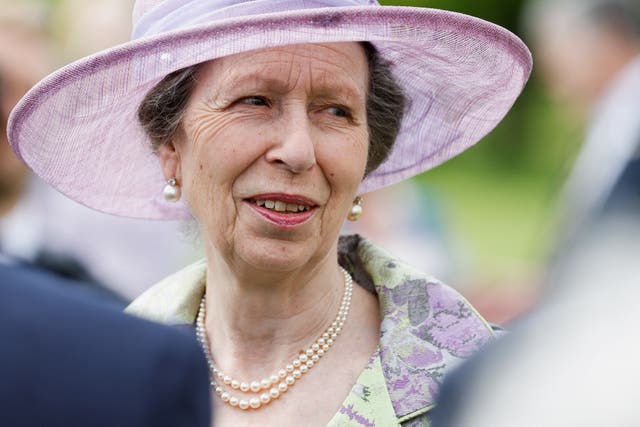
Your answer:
[127,234,495,419]
[126,258,206,324]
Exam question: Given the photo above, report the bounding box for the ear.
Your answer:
[157,142,181,182]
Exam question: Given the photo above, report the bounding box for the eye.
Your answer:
[326,106,350,118]
[239,96,270,107]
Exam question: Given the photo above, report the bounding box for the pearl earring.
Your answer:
[163,178,181,203]
[347,196,363,221]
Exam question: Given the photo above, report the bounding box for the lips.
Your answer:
[245,194,317,227]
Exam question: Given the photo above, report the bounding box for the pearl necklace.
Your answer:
[195,267,353,411]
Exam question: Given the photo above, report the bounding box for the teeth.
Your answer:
[253,199,310,213]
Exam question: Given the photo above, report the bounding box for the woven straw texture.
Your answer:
[8,0,531,219]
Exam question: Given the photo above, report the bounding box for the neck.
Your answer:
[202,249,346,380]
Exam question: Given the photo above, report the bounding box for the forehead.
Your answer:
[195,42,369,98]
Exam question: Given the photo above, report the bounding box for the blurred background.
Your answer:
[1,0,610,324]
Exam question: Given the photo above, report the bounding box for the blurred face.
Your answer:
[0,77,30,189]
[533,9,633,115]
[0,26,52,203]
[161,43,369,272]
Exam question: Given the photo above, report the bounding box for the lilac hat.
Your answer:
[8,0,532,220]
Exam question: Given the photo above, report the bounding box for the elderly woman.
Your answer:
[8,1,531,425]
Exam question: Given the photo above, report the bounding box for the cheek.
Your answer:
[178,141,220,212]
[344,133,369,177]
[181,159,214,216]
[183,121,249,184]
[179,126,265,216]
[321,133,368,195]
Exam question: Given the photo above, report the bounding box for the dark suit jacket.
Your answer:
[0,262,212,427]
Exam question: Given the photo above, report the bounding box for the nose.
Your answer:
[265,111,316,173]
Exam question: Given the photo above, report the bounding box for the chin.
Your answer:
[234,235,325,273]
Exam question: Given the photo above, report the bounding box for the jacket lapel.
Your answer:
[340,235,496,419]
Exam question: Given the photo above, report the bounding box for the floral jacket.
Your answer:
[126,235,496,426]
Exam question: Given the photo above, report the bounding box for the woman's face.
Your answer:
[161,42,369,272]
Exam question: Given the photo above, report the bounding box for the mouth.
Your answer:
[244,194,317,227]
[248,199,311,213]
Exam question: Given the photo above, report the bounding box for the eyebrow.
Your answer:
[217,70,366,104]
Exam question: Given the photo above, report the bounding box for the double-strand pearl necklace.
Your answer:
[195,267,353,411]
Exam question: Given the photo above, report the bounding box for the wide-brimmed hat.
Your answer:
[8,0,532,220]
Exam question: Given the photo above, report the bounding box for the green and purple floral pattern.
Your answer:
[128,235,495,426]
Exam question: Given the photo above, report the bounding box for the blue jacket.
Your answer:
[0,262,212,427]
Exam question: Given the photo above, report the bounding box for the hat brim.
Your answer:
[8,6,531,219]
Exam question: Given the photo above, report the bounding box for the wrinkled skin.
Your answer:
[159,42,370,276]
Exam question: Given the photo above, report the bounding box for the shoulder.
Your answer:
[0,263,211,427]
[339,234,495,347]
[126,258,207,324]
[338,235,496,422]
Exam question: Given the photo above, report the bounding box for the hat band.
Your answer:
[132,0,378,40]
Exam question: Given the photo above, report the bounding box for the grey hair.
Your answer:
[361,42,406,176]
[137,42,406,176]
[137,66,197,150]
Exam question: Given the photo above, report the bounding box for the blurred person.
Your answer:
[428,1,640,425]
[525,0,640,284]
[0,19,51,220]
[7,1,532,425]
[0,258,212,427]
[431,265,640,427]
[0,15,199,301]
[429,222,640,427]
